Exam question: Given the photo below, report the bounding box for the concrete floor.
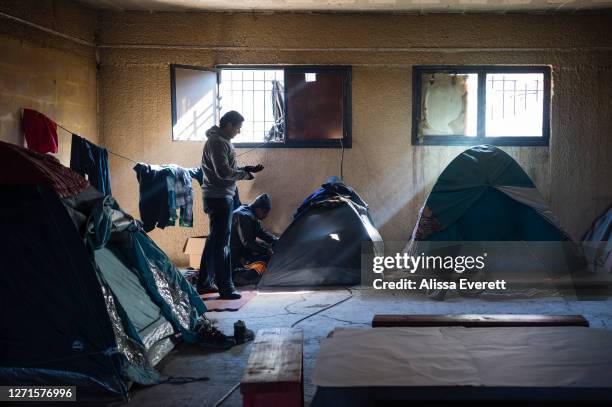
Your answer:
[123,288,612,407]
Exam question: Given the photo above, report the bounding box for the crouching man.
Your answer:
[231,193,278,285]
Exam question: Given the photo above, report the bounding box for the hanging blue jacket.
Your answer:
[70,134,112,196]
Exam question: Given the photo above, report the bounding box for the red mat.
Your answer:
[200,290,258,312]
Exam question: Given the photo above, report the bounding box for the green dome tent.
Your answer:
[406,145,586,294]
[410,145,569,242]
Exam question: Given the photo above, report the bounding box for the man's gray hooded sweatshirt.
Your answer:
[201,126,253,199]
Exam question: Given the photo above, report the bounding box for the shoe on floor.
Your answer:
[197,282,219,295]
[234,320,255,344]
[218,288,241,300]
[199,326,236,350]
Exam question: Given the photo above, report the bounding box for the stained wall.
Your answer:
[0,0,98,164]
[91,12,611,264]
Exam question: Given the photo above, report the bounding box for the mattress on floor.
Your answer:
[313,326,612,389]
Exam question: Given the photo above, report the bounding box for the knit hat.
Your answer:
[250,193,272,210]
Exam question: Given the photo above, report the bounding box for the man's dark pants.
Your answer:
[199,197,235,292]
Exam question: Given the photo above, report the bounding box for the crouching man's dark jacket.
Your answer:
[230,204,278,263]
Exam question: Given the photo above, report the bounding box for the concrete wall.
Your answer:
[96,12,612,266]
[0,0,98,165]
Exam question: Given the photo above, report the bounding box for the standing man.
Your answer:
[198,111,264,299]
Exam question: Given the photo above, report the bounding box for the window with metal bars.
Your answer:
[171,65,352,148]
[412,66,551,146]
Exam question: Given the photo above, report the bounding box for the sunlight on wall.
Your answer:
[173,67,217,141]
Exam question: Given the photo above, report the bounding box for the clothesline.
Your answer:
[55,122,139,164]
[55,121,262,162]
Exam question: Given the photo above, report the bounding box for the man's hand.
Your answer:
[243,164,264,173]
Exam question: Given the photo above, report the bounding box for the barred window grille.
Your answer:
[218,69,284,144]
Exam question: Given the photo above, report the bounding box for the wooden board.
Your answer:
[372,314,589,328]
[241,328,303,407]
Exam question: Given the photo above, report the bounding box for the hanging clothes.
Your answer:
[166,168,177,225]
[22,109,59,154]
[70,134,112,196]
[134,163,201,232]
[188,167,203,186]
[133,163,172,232]
[173,166,195,227]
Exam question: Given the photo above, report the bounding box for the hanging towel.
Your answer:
[70,134,112,196]
[22,109,59,154]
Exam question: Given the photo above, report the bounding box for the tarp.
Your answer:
[259,177,383,287]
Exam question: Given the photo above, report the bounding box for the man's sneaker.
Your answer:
[197,282,219,295]
[218,288,242,300]
[199,326,236,350]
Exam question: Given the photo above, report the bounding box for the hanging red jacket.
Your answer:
[22,108,59,154]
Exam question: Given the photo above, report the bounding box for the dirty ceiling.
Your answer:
[75,0,612,13]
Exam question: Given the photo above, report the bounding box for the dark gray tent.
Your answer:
[258,177,383,287]
[0,185,208,398]
[0,141,208,398]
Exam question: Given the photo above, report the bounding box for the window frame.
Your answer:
[171,64,352,148]
[170,64,219,142]
[412,65,551,147]
[281,65,352,149]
